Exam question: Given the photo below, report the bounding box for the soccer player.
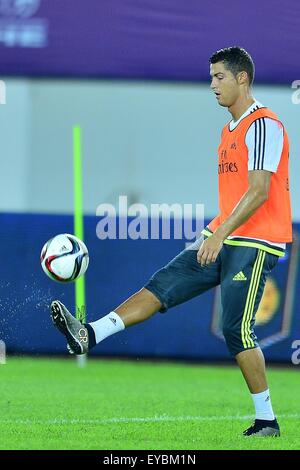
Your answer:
[51,47,292,437]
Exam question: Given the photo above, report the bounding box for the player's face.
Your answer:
[210,62,240,108]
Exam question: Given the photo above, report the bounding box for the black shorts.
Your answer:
[144,240,279,356]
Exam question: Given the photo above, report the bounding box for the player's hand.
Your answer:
[197,234,224,266]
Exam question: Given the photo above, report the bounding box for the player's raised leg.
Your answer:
[51,244,221,355]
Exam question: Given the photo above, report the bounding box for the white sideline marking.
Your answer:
[0,413,299,426]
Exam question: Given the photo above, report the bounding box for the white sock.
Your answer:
[251,389,275,421]
[89,311,125,344]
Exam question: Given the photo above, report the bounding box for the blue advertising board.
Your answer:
[0,213,299,362]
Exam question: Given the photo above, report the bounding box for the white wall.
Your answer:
[0,80,32,211]
[1,78,299,220]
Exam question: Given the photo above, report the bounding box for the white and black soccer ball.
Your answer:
[40,234,89,282]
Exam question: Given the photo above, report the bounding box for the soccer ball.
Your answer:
[40,234,89,282]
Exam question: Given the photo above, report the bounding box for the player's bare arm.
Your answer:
[197,170,272,266]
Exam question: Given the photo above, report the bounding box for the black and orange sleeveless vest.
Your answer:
[208,108,292,244]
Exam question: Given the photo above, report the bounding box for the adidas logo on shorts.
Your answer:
[233,271,247,281]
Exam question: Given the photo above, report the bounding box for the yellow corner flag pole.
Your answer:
[73,125,87,366]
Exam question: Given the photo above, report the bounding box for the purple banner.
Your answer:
[0,0,299,83]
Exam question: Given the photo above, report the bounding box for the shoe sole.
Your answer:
[51,301,83,355]
[244,429,280,437]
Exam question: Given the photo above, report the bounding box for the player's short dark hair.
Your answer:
[209,47,255,85]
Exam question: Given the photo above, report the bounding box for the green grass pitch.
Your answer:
[1,357,299,450]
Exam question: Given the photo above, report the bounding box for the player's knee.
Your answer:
[223,324,258,356]
[222,325,242,356]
